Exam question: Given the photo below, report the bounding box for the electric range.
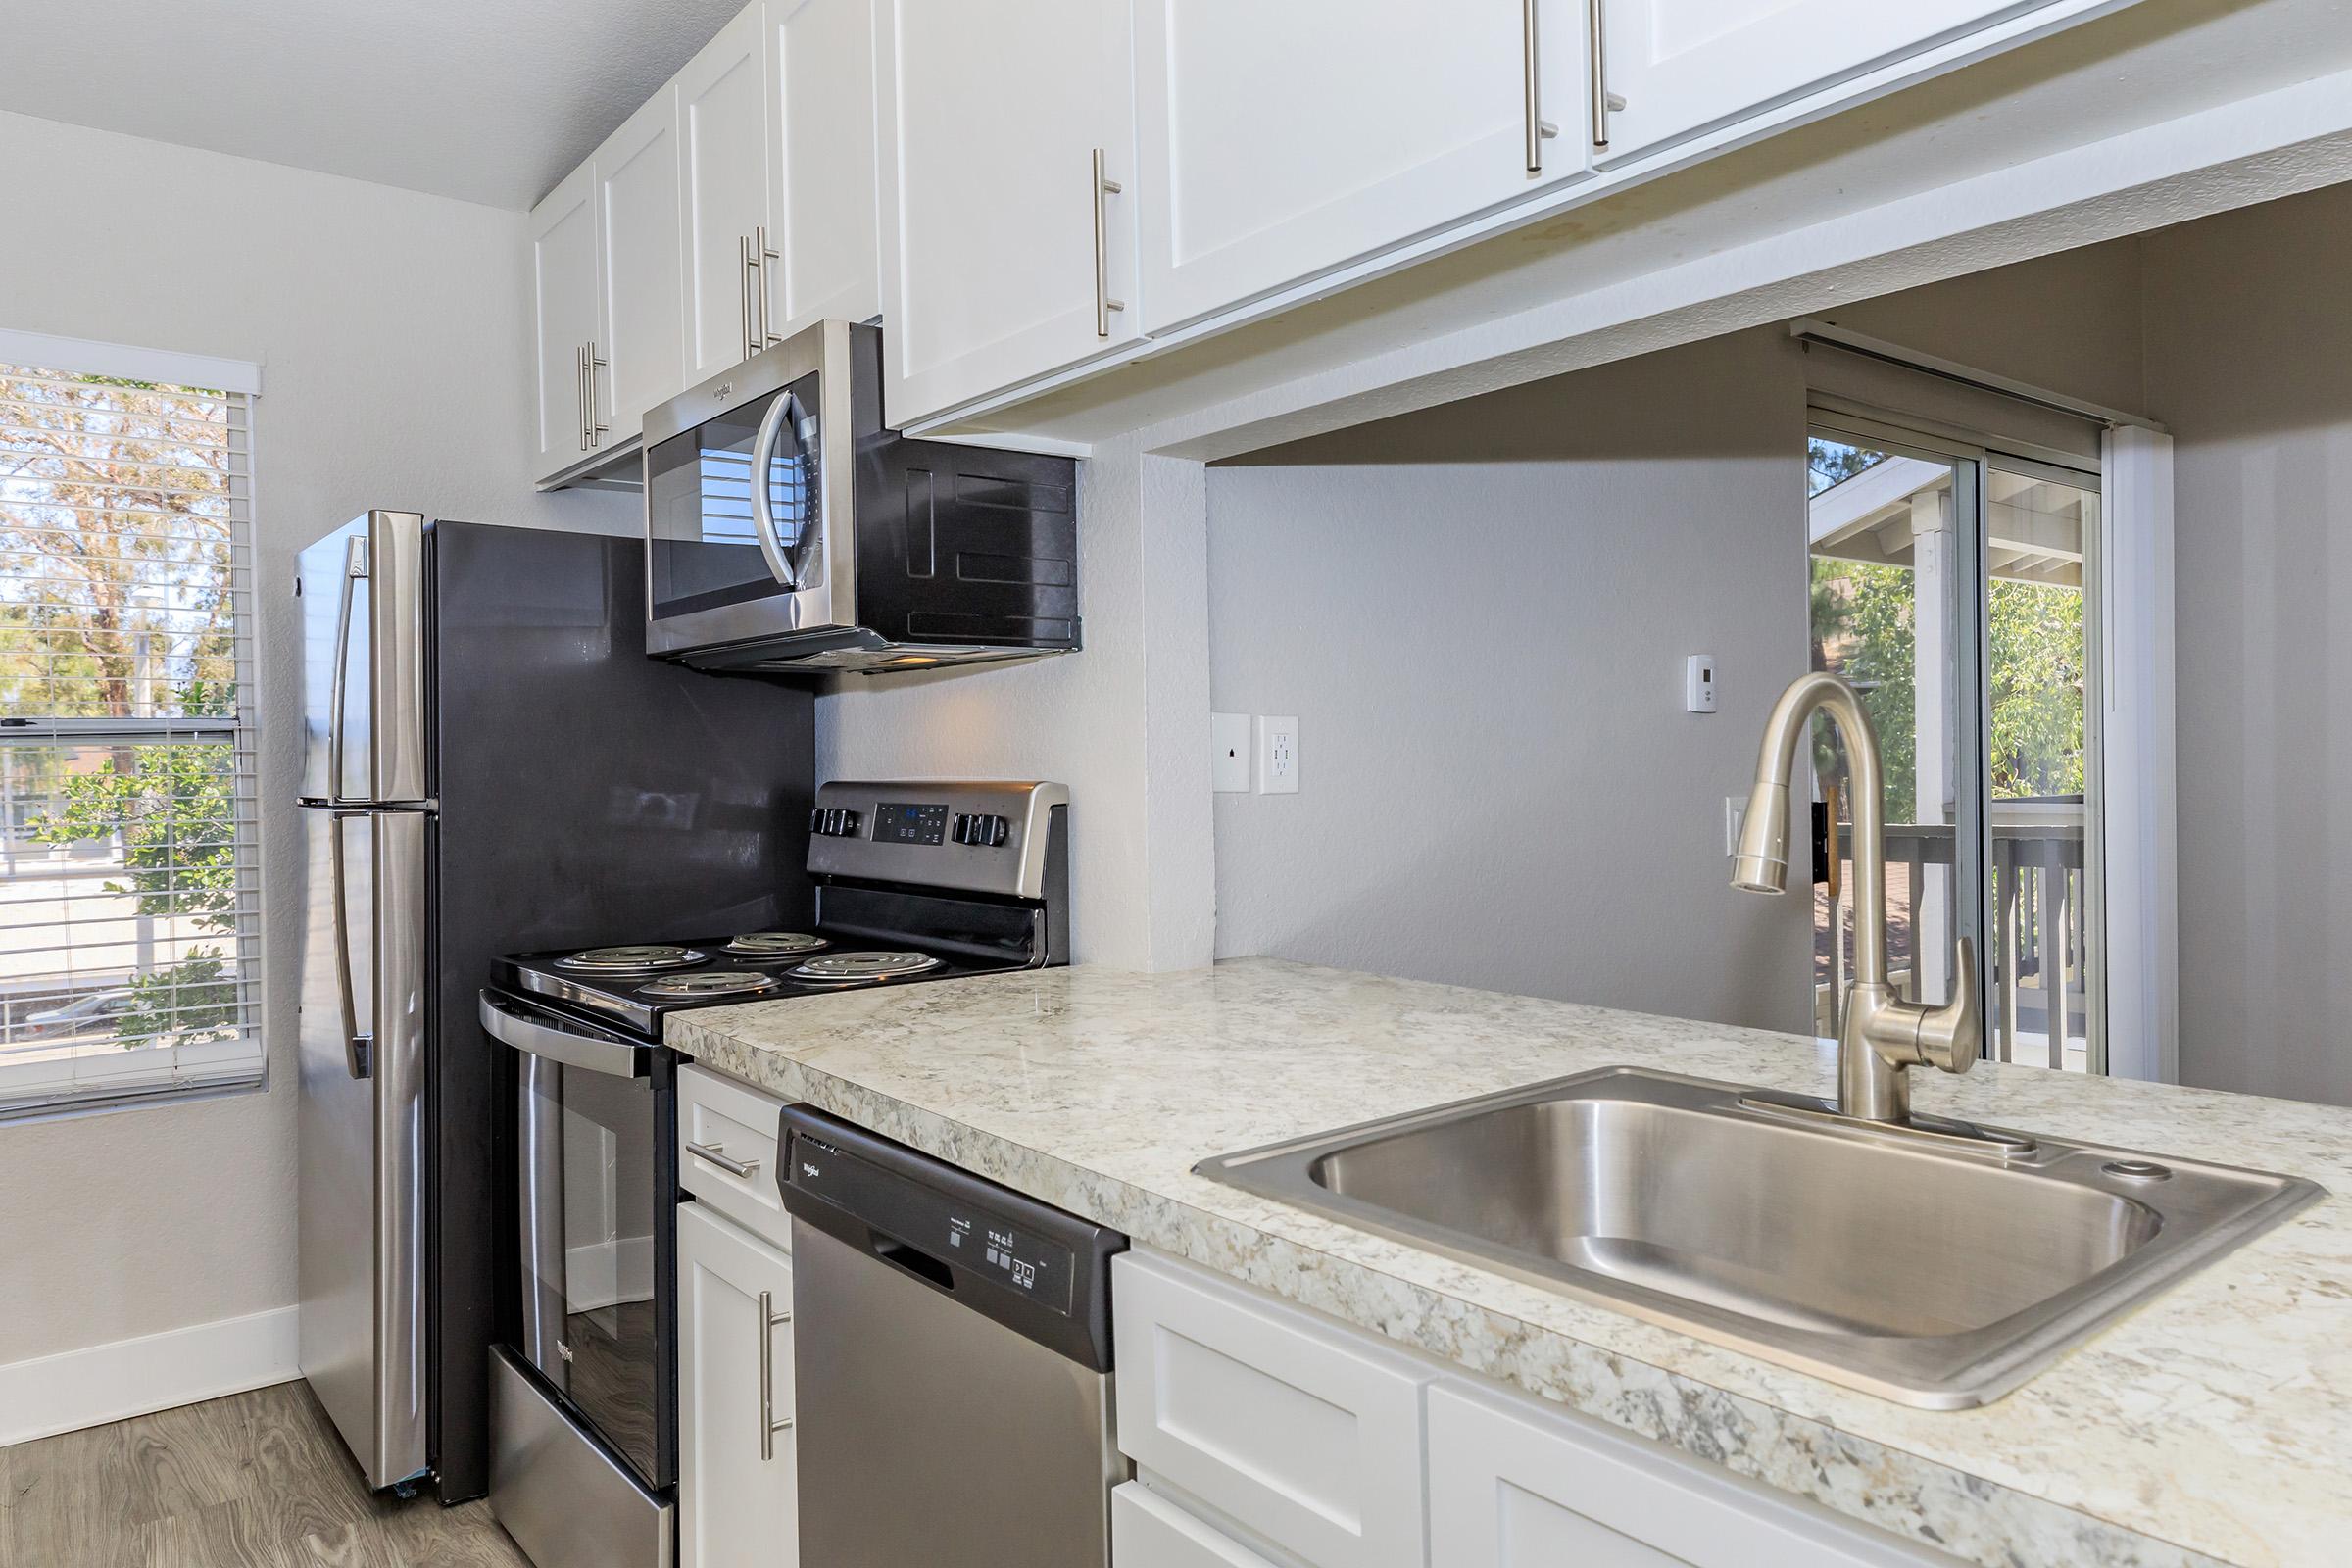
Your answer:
[475,780,1068,1568]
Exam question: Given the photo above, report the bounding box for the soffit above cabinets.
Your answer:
[0,0,746,209]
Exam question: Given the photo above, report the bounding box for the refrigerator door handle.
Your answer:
[327,534,367,804]
[328,811,370,1080]
[368,513,430,805]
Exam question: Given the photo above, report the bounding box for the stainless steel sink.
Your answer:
[1194,1066,2324,1407]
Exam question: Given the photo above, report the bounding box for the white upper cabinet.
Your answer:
[680,7,774,382]
[766,0,882,339]
[529,162,599,480]
[1135,0,1591,333]
[592,83,688,449]
[1594,0,2061,165]
[877,0,1141,427]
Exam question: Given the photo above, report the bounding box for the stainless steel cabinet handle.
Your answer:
[686,1140,758,1178]
[328,813,370,1080]
[1091,148,1126,338]
[1524,0,1558,172]
[739,234,755,362]
[757,224,782,347]
[574,343,588,451]
[585,342,610,448]
[757,1289,794,1460]
[742,234,762,360]
[1587,0,1625,149]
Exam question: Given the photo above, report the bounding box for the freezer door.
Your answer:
[298,511,428,804]
[298,806,431,1490]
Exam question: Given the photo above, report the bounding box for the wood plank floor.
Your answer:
[0,1382,532,1568]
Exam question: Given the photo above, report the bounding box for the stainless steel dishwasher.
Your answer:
[777,1105,1127,1567]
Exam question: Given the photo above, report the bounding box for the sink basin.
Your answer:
[1193,1066,2324,1407]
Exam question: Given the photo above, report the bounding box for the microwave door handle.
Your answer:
[747,390,805,589]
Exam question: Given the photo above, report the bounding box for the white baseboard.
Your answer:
[0,1304,298,1447]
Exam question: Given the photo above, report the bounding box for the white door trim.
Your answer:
[2098,425,2180,1084]
[0,1305,298,1447]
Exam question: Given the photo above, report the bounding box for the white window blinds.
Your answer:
[0,347,263,1115]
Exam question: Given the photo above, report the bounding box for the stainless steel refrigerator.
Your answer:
[295,511,813,1500]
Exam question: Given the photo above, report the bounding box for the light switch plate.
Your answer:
[1210,712,1251,793]
[1257,715,1298,794]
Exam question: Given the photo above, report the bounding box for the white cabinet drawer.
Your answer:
[1427,1382,1959,1568]
[677,1063,790,1250]
[1112,1483,1280,1568]
[1112,1250,1430,1568]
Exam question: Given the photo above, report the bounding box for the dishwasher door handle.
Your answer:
[871,1235,956,1293]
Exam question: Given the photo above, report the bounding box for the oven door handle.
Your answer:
[478,992,650,1079]
[747,388,814,590]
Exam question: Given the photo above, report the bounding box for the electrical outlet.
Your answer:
[1210,712,1251,793]
[1256,715,1298,794]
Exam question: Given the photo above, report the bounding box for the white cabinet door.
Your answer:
[529,162,599,480]
[680,5,773,383]
[592,83,687,449]
[765,0,881,340]
[877,0,1140,427]
[678,1202,798,1568]
[1112,1250,1431,1568]
[1596,0,2058,164]
[1428,1381,1957,1568]
[1135,0,1590,333]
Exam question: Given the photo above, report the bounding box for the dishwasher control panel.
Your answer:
[788,1125,1079,1315]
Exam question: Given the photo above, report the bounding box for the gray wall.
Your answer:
[1207,330,1819,1032]
[0,109,634,1366]
[1203,246,2151,1040]
[2145,183,2352,1105]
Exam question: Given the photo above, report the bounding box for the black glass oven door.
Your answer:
[646,371,822,623]
[513,1032,663,1485]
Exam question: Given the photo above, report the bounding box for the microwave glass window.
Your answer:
[647,375,821,620]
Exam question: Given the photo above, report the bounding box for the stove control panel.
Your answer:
[952,811,1009,848]
[807,780,1068,902]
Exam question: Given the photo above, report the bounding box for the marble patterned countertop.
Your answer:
[666,958,2352,1568]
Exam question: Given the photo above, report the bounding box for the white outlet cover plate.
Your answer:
[1210,712,1251,793]
[1257,714,1299,794]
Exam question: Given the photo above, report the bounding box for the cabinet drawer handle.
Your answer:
[687,1140,758,1179]
[1523,0,1558,172]
[758,1289,793,1459]
[575,343,590,451]
[1091,148,1125,339]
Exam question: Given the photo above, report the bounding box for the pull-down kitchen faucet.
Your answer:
[1732,671,1981,1125]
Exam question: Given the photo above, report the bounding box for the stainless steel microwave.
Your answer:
[642,319,1081,673]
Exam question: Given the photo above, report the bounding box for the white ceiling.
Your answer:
[0,0,750,209]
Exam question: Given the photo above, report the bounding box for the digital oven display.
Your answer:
[870,802,949,846]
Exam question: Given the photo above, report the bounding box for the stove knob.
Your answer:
[951,813,973,845]
[983,814,1010,848]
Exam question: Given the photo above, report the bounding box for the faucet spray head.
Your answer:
[1731,779,1791,894]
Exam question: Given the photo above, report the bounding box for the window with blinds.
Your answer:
[0,350,262,1115]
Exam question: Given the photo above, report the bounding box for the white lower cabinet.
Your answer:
[1113,1250,1962,1568]
[1112,1250,1431,1568]
[1111,1482,1279,1568]
[677,1200,798,1568]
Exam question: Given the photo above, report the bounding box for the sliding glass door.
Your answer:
[1804,421,2104,1073]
